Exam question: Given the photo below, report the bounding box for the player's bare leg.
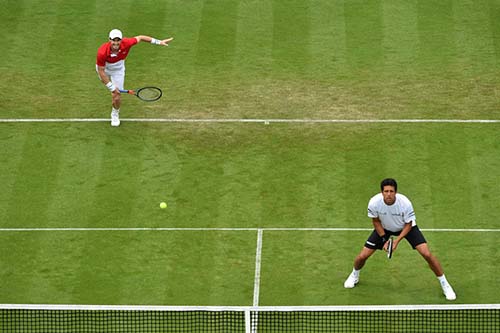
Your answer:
[344,247,376,288]
[416,243,456,300]
[415,243,443,275]
[111,90,121,127]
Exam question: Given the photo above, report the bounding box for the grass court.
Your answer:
[1,0,499,312]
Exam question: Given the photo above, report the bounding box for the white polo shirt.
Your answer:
[367,193,416,232]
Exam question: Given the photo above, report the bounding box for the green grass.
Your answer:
[0,0,499,316]
[1,0,500,119]
[0,123,499,307]
[0,230,255,305]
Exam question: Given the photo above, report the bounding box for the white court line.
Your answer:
[253,229,263,307]
[1,303,498,311]
[1,118,500,124]
[251,229,264,333]
[0,227,499,232]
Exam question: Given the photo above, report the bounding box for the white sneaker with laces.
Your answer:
[111,110,120,127]
[442,283,456,301]
[344,272,359,289]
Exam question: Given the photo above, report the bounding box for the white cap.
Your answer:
[109,29,123,40]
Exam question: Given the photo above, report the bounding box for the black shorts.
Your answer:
[364,226,426,250]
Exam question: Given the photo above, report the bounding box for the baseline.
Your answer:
[1,118,500,124]
[0,227,499,232]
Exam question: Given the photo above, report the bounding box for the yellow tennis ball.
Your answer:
[160,202,167,209]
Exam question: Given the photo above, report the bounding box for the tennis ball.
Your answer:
[160,202,167,209]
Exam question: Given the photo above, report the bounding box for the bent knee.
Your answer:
[356,252,372,261]
[416,244,432,258]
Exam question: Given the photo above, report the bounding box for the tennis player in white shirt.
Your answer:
[344,178,456,301]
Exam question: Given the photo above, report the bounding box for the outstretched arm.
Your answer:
[135,35,174,46]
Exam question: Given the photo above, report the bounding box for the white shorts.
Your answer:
[96,63,125,90]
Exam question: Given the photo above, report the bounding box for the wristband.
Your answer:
[150,38,161,45]
[106,81,116,92]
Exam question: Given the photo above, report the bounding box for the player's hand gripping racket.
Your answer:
[120,86,162,102]
[387,237,393,259]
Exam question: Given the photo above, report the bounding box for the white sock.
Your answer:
[352,268,360,277]
[437,274,448,285]
[112,107,120,114]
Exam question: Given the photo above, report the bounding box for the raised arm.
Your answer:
[134,35,174,46]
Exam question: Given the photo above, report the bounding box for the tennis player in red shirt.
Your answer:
[96,29,173,126]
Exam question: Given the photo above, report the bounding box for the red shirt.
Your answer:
[96,37,138,67]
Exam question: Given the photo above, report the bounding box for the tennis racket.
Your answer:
[119,86,162,102]
[387,237,393,259]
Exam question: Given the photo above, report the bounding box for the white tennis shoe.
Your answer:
[344,272,359,289]
[441,283,456,301]
[111,110,120,127]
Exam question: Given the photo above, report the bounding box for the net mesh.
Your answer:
[1,309,244,333]
[1,305,498,333]
[252,309,500,333]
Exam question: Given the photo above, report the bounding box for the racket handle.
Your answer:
[119,89,135,94]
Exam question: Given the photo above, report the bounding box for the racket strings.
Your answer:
[137,87,162,101]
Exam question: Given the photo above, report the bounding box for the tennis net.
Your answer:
[1,304,499,332]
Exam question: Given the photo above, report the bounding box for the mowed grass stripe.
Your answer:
[271,0,311,75]
[0,231,257,305]
[43,127,107,228]
[90,130,161,227]
[195,0,238,69]
[465,126,500,226]
[217,149,265,228]
[85,129,154,228]
[0,0,25,50]
[159,1,204,82]
[425,126,471,228]
[231,0,275,117]
[2,123,500,230]
[489,0,500,60]
[234,0,273,74]
[344,0,384,70]
[449,1,499,117]
[4,127,65,227]
[2,0,60,71]
[0,128,28,227]
[128,0,205,115]
[122,0,172,88]
[47,0,98,67]
[417,0,456,68]
[309,1,347,77]
[381,1,418,70]
[452,0,496,72]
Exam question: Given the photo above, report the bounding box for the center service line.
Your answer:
[253,229,263,307]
